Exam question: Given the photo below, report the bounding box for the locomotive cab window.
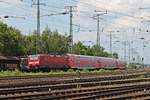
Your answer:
[29,55,39,60]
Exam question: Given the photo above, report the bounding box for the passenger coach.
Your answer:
[67,54,126,69]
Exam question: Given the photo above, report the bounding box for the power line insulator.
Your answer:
[4,16,9,18]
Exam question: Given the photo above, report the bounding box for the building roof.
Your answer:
[0,56,19,61]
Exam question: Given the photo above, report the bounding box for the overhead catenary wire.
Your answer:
[0,0,125,32]
[71,0,141,20]
[0,0,148,34]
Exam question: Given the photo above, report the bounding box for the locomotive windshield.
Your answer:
[29,55,39,60]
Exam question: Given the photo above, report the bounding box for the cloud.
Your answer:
[0,0,21,5]
[67,0,150,41]
[74,0,150,38]
[0,0,22,8]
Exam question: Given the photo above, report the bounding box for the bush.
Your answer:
[82,69,90,73]
[127,63,137,69]
[68,69,76,73]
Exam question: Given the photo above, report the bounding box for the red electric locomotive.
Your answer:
[28,54,69,70]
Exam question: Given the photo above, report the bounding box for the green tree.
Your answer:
[41,28,69,55]
[0,22,25,56]
[90,45,110,57]
[72,42,112,57]
[73,42,87,55]
[23,34,37,55]
[0,22,118,58]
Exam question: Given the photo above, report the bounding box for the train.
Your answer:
[0,54,127,71]
[27,54,126,70]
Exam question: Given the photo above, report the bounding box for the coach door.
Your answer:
[96,58,102,68]
[69,55,74,68]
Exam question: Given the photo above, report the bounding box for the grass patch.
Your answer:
[0,68,124,77]
[0,71,26,77]
[138,75,145,79]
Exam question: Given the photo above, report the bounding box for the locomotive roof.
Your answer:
[29,54,67,57]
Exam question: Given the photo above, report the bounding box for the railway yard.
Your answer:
[0,69,150,100]
[1,0,150,99]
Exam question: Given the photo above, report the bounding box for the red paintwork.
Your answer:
[67,54,126,69]
[28,61,39,67]
[27,54,126,70]
[116,59,126,69]
[28,54,68,69]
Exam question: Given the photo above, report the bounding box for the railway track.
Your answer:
[1,77,150,95]
[0,81,150,99]
[0,71,149,88]
[0,68,148,81]
[0,77,150,97]
[0,69,149,89]
[0,69,150,99]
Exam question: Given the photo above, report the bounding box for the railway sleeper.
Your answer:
[0,72,149,88]
[70,85,150,100]
[104,89,150,100]
[1,83,150,99]
[0,72,149,89]
[1,78,150,95]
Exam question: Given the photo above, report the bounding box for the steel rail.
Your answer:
[105,90,150,100]
[0,68,148,81]
[0,82,150,99]
[0,78,150,96]
[0,72,149,88]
